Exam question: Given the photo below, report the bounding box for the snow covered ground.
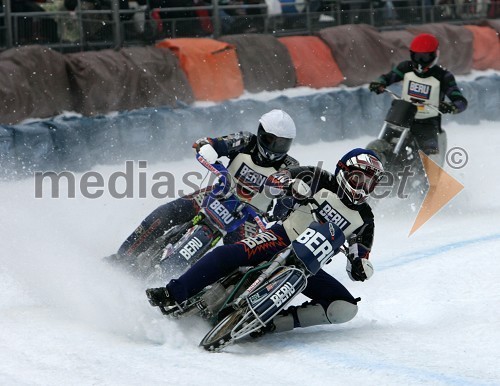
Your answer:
[1,117,500,385]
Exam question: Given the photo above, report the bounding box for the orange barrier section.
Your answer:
[278,36,344,88]
[464,25,500,70]
[156,38,244,101]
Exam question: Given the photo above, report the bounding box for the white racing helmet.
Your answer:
[257,109,296,161]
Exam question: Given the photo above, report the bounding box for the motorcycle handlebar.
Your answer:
[383,89,443,116]
[196,153,228,184]
[196,153,232,196]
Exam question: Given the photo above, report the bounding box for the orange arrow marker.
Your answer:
[409,151,464,236]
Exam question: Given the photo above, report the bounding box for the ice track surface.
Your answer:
[1,121,500,386]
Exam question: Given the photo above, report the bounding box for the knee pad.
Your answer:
[326,300,358,324]
[272,300,358,333]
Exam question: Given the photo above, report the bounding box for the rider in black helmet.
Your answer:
[105,110,299,267]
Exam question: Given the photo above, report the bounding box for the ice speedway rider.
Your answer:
[105,109,299,265]
[147,148,385,336]
[369,33,468,165]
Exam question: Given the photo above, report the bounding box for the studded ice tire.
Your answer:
[199,307,249,352]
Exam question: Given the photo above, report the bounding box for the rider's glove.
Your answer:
[369,81,386,94]
[439,101,458,114]
[198,143,219,164]
[192,137,214,152]
[264,171,292,197]
[290,178,312,200]
[346,256,374,282]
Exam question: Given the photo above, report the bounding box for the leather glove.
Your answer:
[346,256,374,282]
[369,81,386,94]
[264,171,292,197]
[192,137,214,152]
[439,101,458,114]
[197,143,218,164]
[290,178,311,200]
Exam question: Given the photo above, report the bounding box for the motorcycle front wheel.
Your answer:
[199,306,257,352]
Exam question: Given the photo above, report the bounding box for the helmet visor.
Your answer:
[257,125,293,155]
[411,51,436,67]
[347,170,379,195]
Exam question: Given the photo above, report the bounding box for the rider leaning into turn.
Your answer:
[147,148,384,336]
[106,109,299,265]
[369,33,468,164]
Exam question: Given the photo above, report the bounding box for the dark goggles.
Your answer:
[257,125,293,154]
[346,169,380,194]
[410,51,436,66]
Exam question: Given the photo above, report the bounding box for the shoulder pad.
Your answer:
[400,60,414,71]
[357,202,374,221]
[222,131,254,151]
[421,65,449,82]
[281,155,300,168]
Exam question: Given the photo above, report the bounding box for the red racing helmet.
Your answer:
[410,33,440,74]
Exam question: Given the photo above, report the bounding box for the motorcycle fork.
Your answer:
[219,263,272,311]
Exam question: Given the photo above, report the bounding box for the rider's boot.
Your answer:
[102,252,138,272]
[146,287,176,308]
[102,253,124,265]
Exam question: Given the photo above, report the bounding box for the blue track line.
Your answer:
[378,233,500,270]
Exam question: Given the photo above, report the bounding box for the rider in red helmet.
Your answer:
[369,33,468,165]
[409,33,440,74]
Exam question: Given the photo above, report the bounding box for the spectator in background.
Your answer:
[242,0,265,31]
[64,0,131,41]
[146,0,210,38]
[41,0,80,42]
[279,0,305,28]
[193,0,214,34]
[218,0,265,33]
[11,0,59,43]
[64,0,111,41]
[487,0,500,17]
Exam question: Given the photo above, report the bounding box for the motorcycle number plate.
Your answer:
[292,222,343,274]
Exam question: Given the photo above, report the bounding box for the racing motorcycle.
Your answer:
[154,211,348,352]
[366,89,445,199]
[131,153,268,284]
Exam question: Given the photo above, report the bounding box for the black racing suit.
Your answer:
[376,61,468,154]
[117,132,299,258]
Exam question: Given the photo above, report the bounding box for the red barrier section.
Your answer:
[278,36,344,88]
[156,38,244,102]
[464,25,500,70]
